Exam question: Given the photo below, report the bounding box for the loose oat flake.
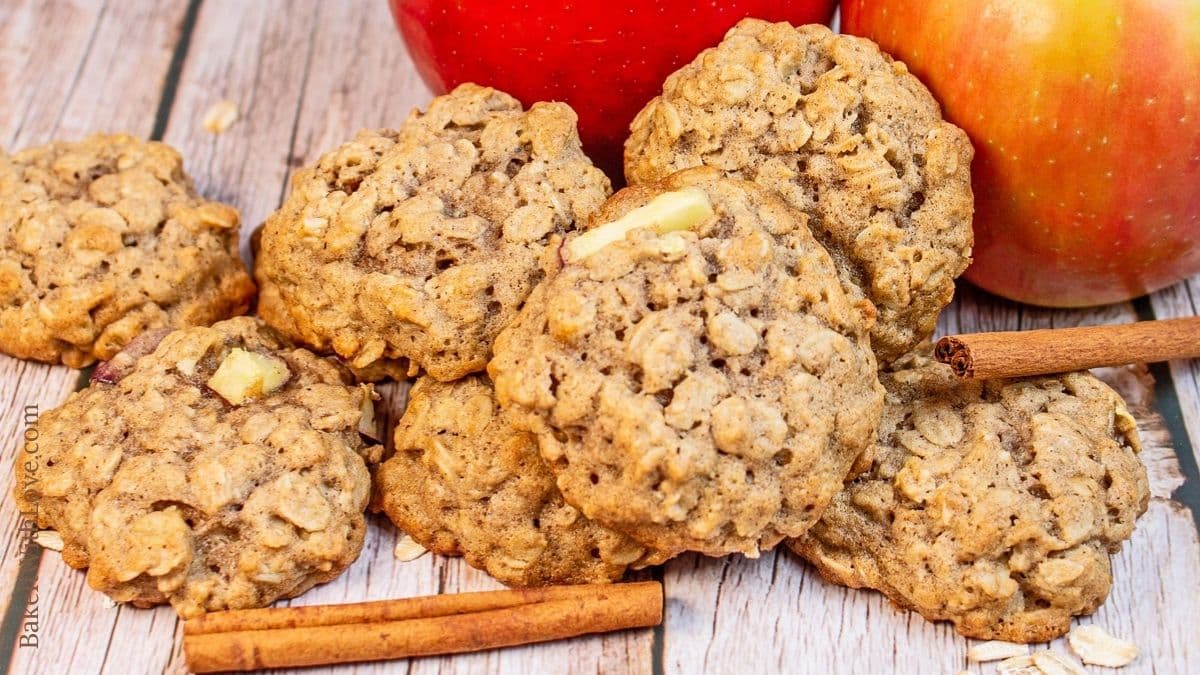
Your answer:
[393,534,428,562]
[33,530,64,551]
[996,654,1040,675]
[1031,650,1087,675]
[203,99,239,133]
[1068,624,1139,667]
[967,640,1029,663]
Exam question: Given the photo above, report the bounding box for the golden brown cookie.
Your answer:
[489,169,884,557]
[255,84,611,382]
[625,20,974,364]
[788,349,1149,642]
[375,375,664,586]
[0,134,255,367]
[15,317,378,617]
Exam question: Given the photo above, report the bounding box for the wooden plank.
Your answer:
[0,0,105,149]
[156,0,320,249]
[0,1,191,668]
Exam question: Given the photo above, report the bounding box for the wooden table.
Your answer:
[1,2,1197,673]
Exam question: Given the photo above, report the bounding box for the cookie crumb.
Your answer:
[393,534,428,562]
[1068,624,1139,667]
[99,596,118,609]
[203,100,239,133]
[33,530,64,551]
[967,640,1029,663]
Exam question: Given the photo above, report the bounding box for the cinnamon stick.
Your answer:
[183,582,662,672]
[185,583,621,635]
[934,317,1200,379]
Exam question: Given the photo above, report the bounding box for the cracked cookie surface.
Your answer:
[625,19,974,364]
[0,134,255,367]
[788,349,1149,642]
[375,375,664,586]
[489,170,883,557]
[14,317,378,617]
[255,84,611,382]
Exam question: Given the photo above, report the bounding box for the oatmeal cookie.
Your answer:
[255,84,611,382]
[0,134,255,367]
[14,317,378,617]
[788,349,1149,642]
[489,169,884,557]
[625,20,974,364]
[375,375,664,586]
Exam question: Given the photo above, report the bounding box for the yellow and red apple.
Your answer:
[390,0,837,179]
[843,0,1200,306]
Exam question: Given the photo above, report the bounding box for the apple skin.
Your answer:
[843,0,1200,306]
[390,0,836,179]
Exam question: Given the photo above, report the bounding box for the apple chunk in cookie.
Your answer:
[490,168,883,557]
[563,187,715,262]
[13,317,380,617]
[206,348,291,405]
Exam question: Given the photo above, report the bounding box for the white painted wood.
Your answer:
[0,0,105,149]
[2,2,1199,673]
[0,366,81,607]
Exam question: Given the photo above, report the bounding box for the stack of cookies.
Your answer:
[3,19,1148,643]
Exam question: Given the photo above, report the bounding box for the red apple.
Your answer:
[843,0,1200,306]
[390,0,837,179]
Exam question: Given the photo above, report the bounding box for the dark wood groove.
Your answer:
[150,0,203,141]
[1135,296,1200,532]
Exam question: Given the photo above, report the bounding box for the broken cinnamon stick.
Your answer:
[183,582,662,672]
[934,317,1200,379]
